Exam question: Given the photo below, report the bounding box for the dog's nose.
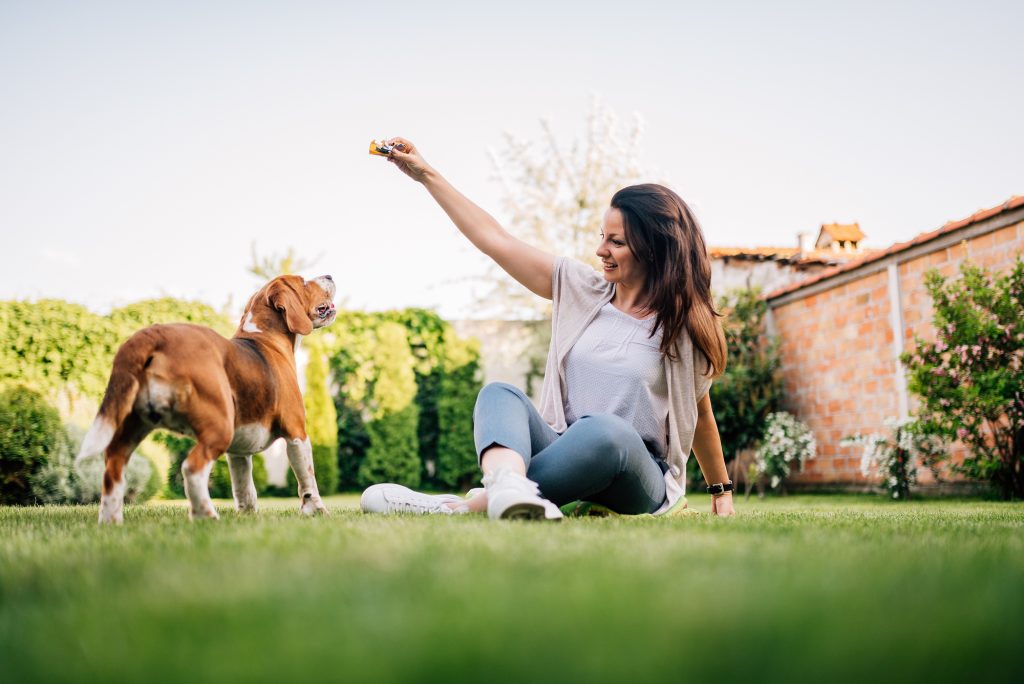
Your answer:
[324,275,333,281]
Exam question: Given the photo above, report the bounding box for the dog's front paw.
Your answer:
[299,493,329,516]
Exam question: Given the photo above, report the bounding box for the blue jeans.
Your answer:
[473,383,667,514]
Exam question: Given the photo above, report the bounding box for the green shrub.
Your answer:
[0,302,117,401]
[29,424,79,504]
[0,386,64,504]
[73,452,158,504]
[435,330,483,489]
[0,298,233,406]
[357,323,421,488]
[28,423,161,505]
[711,288,783,463]
[210,455,269,499]
[299,339,339,494]
[325,309,480,491]
[903,258,1024,499]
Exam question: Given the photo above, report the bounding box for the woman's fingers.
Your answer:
[386,136,413,154]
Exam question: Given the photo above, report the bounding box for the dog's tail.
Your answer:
[77,330,158,462]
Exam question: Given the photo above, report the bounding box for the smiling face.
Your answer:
[597,208,647,288]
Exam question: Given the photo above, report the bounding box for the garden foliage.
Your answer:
[711,288,783,462]
[903,258,1024,499]
[357,322,421,488]
[842,418,946,499]
[755,411,816,490]
[0,386,65,504]
[2,297,481,501]
[329,309,481,492]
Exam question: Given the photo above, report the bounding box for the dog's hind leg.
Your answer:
[226,453,259,513]
[182,428,231,520]
[286,437,329,516]
[99,415,151,525]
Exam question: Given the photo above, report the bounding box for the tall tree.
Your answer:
[484,98,650,320]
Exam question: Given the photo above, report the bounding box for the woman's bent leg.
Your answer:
[473,382,558,468]
[526,414,666,514]
[473,383,562,520]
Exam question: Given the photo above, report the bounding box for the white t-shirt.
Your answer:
[563,302,669,458]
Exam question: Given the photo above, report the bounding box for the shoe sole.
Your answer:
[499,502,561,521]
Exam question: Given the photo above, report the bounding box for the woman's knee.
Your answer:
[575,414,636,444]
[474,382,529,417]
[571,414,642,465]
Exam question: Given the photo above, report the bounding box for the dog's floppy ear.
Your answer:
[267,279,313,336]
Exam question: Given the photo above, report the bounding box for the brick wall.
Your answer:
[766,201,1024,488]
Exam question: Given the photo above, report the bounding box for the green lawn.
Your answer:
[1,494,1021,683]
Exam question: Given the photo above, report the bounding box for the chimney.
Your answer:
[797,232,813,257]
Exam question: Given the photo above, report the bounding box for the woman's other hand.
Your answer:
[386,137,433,183]
[711,492,735,517]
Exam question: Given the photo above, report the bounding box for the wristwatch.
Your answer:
[706,481,734,496]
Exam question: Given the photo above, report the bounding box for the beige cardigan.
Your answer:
[538,257,712,514]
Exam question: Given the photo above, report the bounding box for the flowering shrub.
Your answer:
[841,418,947,499]
[754,412,816,490]
[903,258,1024,499]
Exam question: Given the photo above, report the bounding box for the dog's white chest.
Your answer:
[228,424,276,454]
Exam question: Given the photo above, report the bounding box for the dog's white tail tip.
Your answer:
[76,417,114,462]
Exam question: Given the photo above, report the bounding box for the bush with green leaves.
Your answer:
[0,298,233,406]
[209,455,269,500]
[327,309,479,491]
[903,258,1024,499]
[357,322,421,488]
[435,329,483,488]
[754,412,816,491]
[710,288,782,464]
[73,452,160,505]
[29,422,161,505]
[0,386,65,504]
[842,418,947,499]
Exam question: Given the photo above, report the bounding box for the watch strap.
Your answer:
[706,481,734,495]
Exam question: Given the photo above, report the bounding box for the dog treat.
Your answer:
[369,139,394,156]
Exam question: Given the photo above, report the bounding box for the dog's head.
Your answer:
[240,274,337,337]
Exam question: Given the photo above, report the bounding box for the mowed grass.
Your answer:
[1,494,1021,683]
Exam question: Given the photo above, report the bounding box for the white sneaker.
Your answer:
[360,483,467,515]
[482,469,563,521]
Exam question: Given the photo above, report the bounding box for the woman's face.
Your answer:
[597,208,647,287]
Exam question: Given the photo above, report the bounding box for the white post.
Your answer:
[887,263,910,419]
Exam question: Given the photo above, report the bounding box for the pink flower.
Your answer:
[933,368,946,377]
[957,427,969,440]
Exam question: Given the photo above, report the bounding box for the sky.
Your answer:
[2,0,1021,320]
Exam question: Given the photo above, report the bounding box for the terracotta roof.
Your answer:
[709,246,873,266]
[710,246,799,259]
[818,222,864,243]
[766,195,1024,301]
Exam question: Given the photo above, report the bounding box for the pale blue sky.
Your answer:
[2,0,1021,318]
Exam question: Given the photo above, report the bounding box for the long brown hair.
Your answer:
[610,184,726,377]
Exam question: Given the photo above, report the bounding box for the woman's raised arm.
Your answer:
[385,137,555,300]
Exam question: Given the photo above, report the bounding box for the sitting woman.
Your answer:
[361,137,734,520]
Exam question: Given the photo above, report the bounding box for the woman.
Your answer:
[361,137,735,519]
